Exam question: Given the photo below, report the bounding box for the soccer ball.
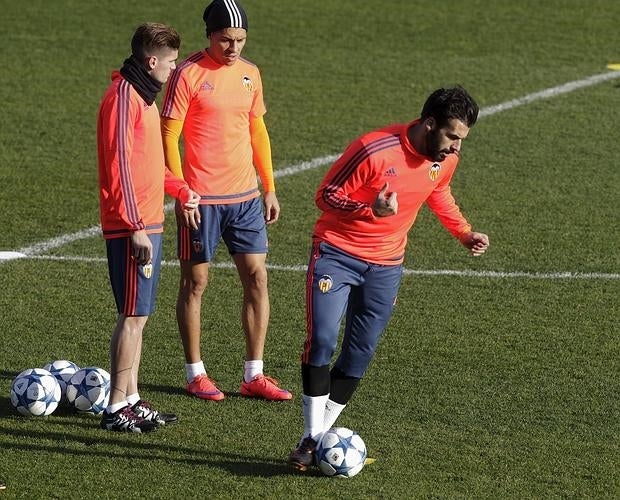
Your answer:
[66,366,111,414]
[316,427,367,478]
[10,368,61,416]
[42,360,80,400]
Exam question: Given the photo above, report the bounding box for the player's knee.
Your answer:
[339,358,371,379]
[310,340,339,366]
[119,315,147,336]
[181,274,209,295]
[244,267,268,291]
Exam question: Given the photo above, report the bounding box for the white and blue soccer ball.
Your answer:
[316,427,367,478]
[42,360,80,400]
[10,368,62,416]
[66,366,110,414]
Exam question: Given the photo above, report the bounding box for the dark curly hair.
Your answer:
[421,86,479,128]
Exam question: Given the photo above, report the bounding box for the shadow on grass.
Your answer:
[0,396,106,430]
[138,382,248,400]
[0,369,19,381]
[0,395,17,418]
[0,426,305,477]
[137,381,187,397]
[1,376,305,478]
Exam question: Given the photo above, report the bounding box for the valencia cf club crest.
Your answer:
[141,264,153,279]
[429,163,441,181]
[318,275,333,293]
[192,238,204,253]
[242,76,254,92]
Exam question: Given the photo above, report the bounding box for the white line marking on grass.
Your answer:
[479,71,620,117]
[17,226,102,256]
[272,154,340,179]
[27,255,620,280]
[0,251,27,261]
[7,70,620,259]
[401,268,620,280]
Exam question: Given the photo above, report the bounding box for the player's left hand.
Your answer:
[184,190,201,210]
[263,191,280,224]
[459,231,489,256]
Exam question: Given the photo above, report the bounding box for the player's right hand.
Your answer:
[372,183,398,217]
[130,229,152,265]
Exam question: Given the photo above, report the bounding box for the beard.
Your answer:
[424,128,448,162]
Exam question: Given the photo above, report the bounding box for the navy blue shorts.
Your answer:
[177,197,268,262]
[302,241,403,378]
[106,233,163,317]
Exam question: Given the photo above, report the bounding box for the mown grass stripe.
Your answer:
[12,70,620,258]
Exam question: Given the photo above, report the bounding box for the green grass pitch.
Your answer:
[0,0,618,497]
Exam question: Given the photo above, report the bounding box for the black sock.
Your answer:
[329,367,360,405]
[301,363,330,396]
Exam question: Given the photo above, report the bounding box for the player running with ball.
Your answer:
[288,86,490,469]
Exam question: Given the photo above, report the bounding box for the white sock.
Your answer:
[323,399,346,432]
[186,361,206,382]
[244,360,264,383]
[106,401,128,414]
[126,393,140,406]
[302,394,329,441]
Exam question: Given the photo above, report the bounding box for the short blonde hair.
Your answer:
[131,22,180,59]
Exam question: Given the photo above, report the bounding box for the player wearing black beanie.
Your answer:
[203,0,248,36]
[161,0,292,405]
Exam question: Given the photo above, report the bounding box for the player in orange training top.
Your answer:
[161,0,291,401]
[98,23,200,433]
[288,86,490,470]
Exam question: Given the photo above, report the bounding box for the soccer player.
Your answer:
[97,23,201,432]
[160,0,291,401]
[288,86,490,469]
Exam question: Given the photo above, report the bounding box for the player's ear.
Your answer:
[424,117,435,131]
[146,55,157,70]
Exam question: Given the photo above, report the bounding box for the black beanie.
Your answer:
[203,0,248,36]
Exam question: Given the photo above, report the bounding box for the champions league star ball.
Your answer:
[316,427,367,478]
[66,367,111,414]
[42,360,80,400]
[10,368,62,416]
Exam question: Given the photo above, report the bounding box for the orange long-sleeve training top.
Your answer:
[97,72,189,239]
[160,50,268,204]
[313,121,472,265]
